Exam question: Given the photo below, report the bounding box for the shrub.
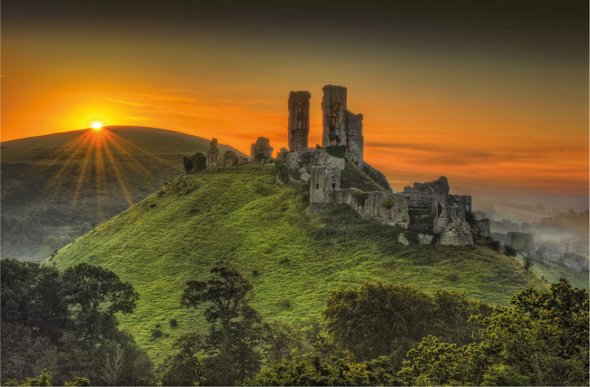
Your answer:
[274,160,290,184]
[155,323,161,328]
[254,152,267,165]
[151,328,163,339]
[523,255,534,271]
[279,299,292,309]
[170,319,178,328]
[489,240,501,251]
[191,153,207,172]
[381,197,395,209]
[352,190,369,206]
[504,245,517,257]
[465,211,477,227]
[183,156,194,173]
[446,272,459,282]
[252,269,259,277]
[325,145,347,158]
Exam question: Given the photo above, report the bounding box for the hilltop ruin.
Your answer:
[191,85,477,246]
[279,85,474,246]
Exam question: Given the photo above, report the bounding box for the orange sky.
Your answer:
[2,1,588,197]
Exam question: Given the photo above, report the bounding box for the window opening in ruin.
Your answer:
[316,184,319,190]
[332,183,336,190]
[437,203,442,217]
[346,138,350,152]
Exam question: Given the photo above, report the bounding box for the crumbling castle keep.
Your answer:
[200,84,474,246]
[281,85,473,246]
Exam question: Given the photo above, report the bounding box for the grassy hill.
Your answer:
[45,164,577,361]
[1,126,245,261]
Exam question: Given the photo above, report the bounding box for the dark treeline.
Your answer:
[2,259,588,386]
[1,259,153,386]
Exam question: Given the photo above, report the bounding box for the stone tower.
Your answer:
[288,91,311,151]
[321,85,348,147]
[321,85,364,162]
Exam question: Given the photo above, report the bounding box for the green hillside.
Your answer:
[1,126,245,261]
[47,164,552,360]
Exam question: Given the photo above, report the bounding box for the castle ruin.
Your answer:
[195,84,475,246]
[288,91,311,151]
[321,85,364,163]
[282,84,473,246]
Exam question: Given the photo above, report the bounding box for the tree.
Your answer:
[400,280,589,386]
[239,354,402,386]
[181,262,264,385]
[1,260,150,386]
[323,282,433,362]
[183,156,194,174]
[263,320,308,363]
[160,332,205,386]
[191,153,207,172]
[61,263,139,346]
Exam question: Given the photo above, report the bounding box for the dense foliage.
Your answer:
[323,282,492,363]
[243,279,589,386]
[1,259,153,386]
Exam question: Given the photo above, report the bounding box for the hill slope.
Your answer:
[1,126,245,260]
[47,165,558,360]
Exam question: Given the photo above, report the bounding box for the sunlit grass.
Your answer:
[47,165,563,362]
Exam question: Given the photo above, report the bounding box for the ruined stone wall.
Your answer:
[463,196,472,212]
[334,189,409,228]
[285,148,321,172]
[404,176,450,197]
[250,137,274,160]
[447,195,469,222]
[321,85,364,162]
[405,192,435,208]
[345,111,364,163]
[307,165,342,214]
[322,85,348,147]
[491,232,510,246]
[288,91,311,151]
[207,138,221,167]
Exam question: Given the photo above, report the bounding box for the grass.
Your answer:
[513,254,589,290]
[47,164,552,362]
[1,126,246,260]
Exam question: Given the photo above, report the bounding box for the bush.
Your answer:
[254,153,267,165]
[325,145,347,158]
[504,245,517,257]
[279,299,292,309]
[381,197,395,209]
[151,328,163,339]
[523,255,534,271]
[481,364,530,386]
[274,160,290,184]
[465,211,477,227]
[183,156,194,173]
[170,319,178,328]
[191,153,207,172]
[352,190,369,206]
[489,240,501,251]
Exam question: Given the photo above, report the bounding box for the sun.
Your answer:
[91,121,103,130]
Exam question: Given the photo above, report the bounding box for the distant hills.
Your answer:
[1,126,246,260]
[44,164,590,360]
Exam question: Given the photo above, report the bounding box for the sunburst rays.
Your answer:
[32,127,181,224]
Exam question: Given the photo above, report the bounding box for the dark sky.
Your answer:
[4,0,588,63]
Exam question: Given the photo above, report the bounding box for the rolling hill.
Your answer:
[1,126,246,261]
[45,164,588,361]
